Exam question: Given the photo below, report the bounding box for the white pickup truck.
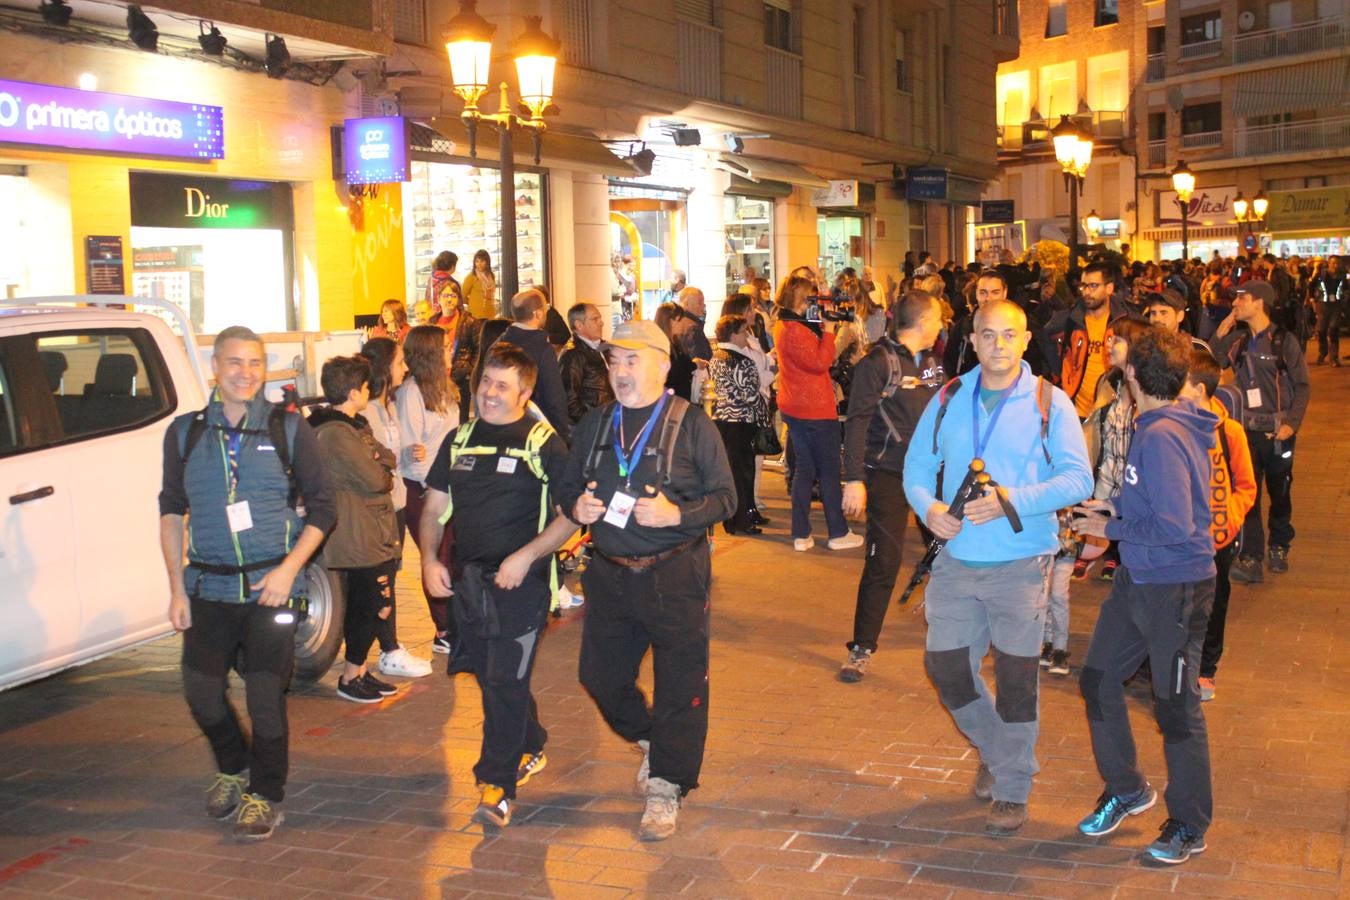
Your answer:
[0,295,362,690]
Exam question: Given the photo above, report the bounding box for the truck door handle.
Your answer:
[9,486,54,505]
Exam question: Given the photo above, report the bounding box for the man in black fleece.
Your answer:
[501,289,572,442]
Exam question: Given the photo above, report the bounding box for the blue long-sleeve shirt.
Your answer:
[903,361,1093,563]
[1103,401,1218,584]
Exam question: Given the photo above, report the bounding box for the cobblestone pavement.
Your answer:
[0,368,1347,899]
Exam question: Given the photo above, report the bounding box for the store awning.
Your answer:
[727,175,793,198]
[425,117,639,177]
[1140,225,1237,243]
[714,154,829,188]
[1231,58,1350,118]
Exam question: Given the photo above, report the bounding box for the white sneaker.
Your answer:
[379,647,433,678]
[827,532,864,551]
[554,585,585,609]
[639,777,681,842]
[793,537,815,552]
[635,739,650,795]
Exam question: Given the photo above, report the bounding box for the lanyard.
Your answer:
[224,428,243,498]
[971,370,1021,459]
[613,391,670,488]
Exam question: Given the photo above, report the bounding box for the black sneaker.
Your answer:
[360,671,398,697]
[1048,649,1070,676]
[839,646,873,683]
[431,633,451,654]
[1038,642,1053,668]
[1230,556,1264,584]
[516,751,548,786]
[337,675,384,704]
[1100,560,1118,582]
[1146,818,1207,864]
[1268,546,1289,574]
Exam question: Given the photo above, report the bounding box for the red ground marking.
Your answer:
[0,837,88,883]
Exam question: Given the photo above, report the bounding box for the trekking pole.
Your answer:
[899,459,987,607]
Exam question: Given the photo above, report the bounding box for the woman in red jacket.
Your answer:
[773,272,862,552]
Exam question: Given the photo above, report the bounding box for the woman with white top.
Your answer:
[396,325,461,656]
[358,337,433,679]
[723,294,776,525]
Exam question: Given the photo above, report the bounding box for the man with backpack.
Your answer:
[418,342,576,829]
[903,300,1093,837]
[558,319,736,842]
[1211,281,1311,583]
[159,326,335,842]
[837,290,946,683]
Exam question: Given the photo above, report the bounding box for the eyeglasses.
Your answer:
[1079,282,1105,291]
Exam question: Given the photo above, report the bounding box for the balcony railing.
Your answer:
[1090,110,1127,139]
[1236,115,1350,156]
[994,0,1018,36]
[1234,16,1346,64]
[1179,38,1222,60]
[1181,130,1223,150]
[677,19,722,101]
[1147,139,1166,168]
[1146,54,1165,81]
[764,46,803,119]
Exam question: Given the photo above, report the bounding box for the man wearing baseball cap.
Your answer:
[1211,280,1310,583]
[1143,289,1213,357]
[556,318,735,842]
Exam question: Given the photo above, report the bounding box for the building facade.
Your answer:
[985,0,1349,266]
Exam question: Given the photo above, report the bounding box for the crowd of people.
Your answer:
[157,239,1335,865]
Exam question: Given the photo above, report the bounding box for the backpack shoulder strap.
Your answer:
[1035,376,1053,465]
[179,406,211,465]
[522,420,556,482]
[1216,420,1234,485]
[879,342,902,399]
[656,396,690,486]
[581,402,617,483]
[930,376,964,455]
[267,405,300,509]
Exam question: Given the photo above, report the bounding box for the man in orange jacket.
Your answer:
[1179,351,1257,703]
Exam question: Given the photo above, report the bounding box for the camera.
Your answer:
[805,302,854,323]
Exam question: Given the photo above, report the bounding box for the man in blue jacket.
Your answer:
[1072,327,1218,865]
[904,299,1093,836]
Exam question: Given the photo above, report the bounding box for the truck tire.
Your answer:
[292,563,344,683]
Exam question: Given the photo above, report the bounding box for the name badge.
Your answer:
[452,456,476,471]
[1247,387,1263,409]
[603,490,637,529]
[225,500,253,533]
[496,456,518,474]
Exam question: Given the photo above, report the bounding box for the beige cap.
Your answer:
[605,319,670,356]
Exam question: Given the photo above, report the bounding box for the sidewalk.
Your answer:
[0,369,1347,898]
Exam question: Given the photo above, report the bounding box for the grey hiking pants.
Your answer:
[923,554,1051,804]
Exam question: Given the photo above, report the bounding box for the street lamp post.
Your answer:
[1085,209,1102,244]
[1052,115,1093,275]
[444,1,559,311]
[1170,160,1196,262]
[1232,190,1269,252]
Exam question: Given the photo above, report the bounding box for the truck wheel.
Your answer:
[292,563,344,683]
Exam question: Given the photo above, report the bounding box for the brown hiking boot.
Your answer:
[985,800,1027,836]
[973,764,995,802]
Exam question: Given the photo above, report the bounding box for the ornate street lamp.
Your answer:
[1170,160,1195,261]
[1085,209,1102,242]
[1052,115,1093,273]
[444,1,560,306]
[1232,189,1269,251]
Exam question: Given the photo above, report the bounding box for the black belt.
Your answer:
[595,535,705,571]
[187,555,287,576]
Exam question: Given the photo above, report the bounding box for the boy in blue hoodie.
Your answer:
[1072,327,1218,865]
[904,300,1093,836]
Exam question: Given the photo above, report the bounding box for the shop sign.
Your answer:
[84,236,125,294]
[811,180,858,207]
[342,116,411,185]
[1264,186,1350,233]
[0,78,223,160]
[907,167,948,201]
[981,199,1015,223]
[129,172,293,230]
[1157,185,1236,226]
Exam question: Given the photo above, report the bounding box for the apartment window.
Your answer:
[852,7,865,76]
[1045,0,1067,37]
[894,29,911,92]
[1147,26,1165,54]
[994,0,1017,36]
[675,0,717,24]
[1095,0,1118,27]
[764,0,794,52]
[1180,11,1221,45]
[1148,111,1167,141]
[392,0,426,45]
[1181,102,1222,135]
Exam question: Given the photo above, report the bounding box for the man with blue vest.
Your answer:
[904,299,1093,836]
[159,326,334,842]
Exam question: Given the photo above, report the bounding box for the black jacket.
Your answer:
[500,324,572,442]
[558,337,614,423]
[843,337,944,480]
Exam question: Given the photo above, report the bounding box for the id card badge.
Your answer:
[603,491,637,528]
[225,500,254,533]
[1246,387,1263,408]
[496,456,518,474]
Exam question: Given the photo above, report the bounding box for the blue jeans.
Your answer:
[782,414,847,540]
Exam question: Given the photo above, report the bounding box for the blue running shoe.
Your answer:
[1078,784,1157,836]
[1146,818,1207,864]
